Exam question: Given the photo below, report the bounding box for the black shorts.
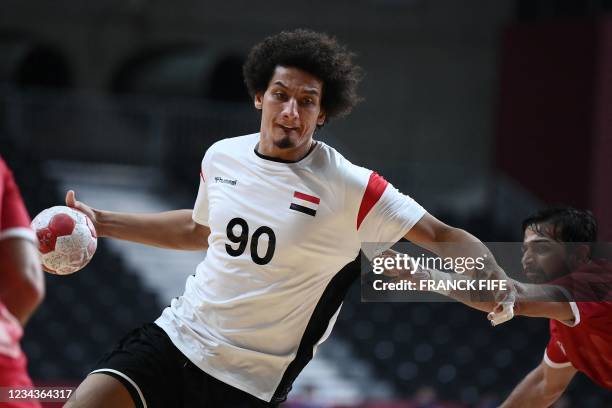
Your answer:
[90,323,274,408]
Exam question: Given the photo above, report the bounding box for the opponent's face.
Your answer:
[255,66,326,151]
[521,224,570,283]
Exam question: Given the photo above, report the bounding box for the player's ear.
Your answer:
[317,109,326,126]
[566,243,590,269]
[575,244,591,263]
[254,92,264,110]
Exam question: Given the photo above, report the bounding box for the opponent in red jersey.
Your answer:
[384,206,611,406]
[0,155,45,408]
[499,207,612,406]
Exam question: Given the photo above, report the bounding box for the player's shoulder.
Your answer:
[200,133,258,167]
[0,155,9,176]
[206,133,258,155]
[551,301,612,333]
[0,155,15,191]
[313,141,372,185]
[576,301,612,320]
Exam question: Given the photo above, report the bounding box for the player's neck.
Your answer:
[256,138,315,162]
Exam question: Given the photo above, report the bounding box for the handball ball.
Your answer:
[31,206,97,275]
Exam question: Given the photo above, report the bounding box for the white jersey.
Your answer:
[155,133,426,402]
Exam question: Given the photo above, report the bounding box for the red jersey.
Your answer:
[0,156,40,407]
[544,261,612,389]
[0,157,36,242]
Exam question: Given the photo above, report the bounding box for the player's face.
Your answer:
[255,66,326,152]
[521,224,570,283]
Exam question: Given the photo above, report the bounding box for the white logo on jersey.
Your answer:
[557,340,567,356]
[214,176,237,185]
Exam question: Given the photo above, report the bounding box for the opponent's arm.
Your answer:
[403,214,573,322]
[0,238,45,325]
[435,274,575,323]
[383,264,503,315]
[66,190,210,251]
[390,265,574,322]
[501,283,575,322]
[500,361,576,408]
[383,249,574,323]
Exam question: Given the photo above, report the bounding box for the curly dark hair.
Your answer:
[522,206,598,244]
[243,29,363,123]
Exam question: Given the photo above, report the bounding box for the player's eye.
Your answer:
[273,91,287,100]
[533,243,551,254]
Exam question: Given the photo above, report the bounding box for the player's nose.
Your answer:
[522,251,535,269]
[281,99,299,122]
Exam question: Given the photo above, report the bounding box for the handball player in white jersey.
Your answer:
[64,30,512,408]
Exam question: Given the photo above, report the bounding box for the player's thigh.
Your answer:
[64,373,135,408]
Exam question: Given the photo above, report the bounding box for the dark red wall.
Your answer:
[496,17,612,240]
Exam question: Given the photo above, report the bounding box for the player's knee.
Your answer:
[63,373,135,408]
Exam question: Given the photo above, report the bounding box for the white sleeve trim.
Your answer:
[564,301,581,327]
[553,284,581,327]
[0,227,37,243]
[90,368,148,408]
[399,208,427,239]
[543,350,573,369]
[192,211,210,227]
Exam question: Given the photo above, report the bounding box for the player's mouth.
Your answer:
[524,269,544,283]
[277,124,299,132]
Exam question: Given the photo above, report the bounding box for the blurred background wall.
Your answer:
[0,0,513,211]
[1,0,611,407]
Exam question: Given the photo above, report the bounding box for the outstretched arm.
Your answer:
[387,264,575,324]
[403,213,514,301]
[404,213,506,280]
[500,361,576,408]
[431,270,574,323]
[66,190,210,251]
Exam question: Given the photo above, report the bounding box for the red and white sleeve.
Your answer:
[0,158,36,243]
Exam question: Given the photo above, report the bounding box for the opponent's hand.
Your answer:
[487,298,515,326]
[65,190,102,236]
[481,266,517,326]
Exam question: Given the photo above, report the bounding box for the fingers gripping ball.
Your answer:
[31,206,97,275]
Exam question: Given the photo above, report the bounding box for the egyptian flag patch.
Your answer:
[290,191,320,217]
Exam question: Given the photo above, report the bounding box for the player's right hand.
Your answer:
[65,190,102,235]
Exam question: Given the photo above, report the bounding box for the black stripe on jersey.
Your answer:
[271,257,360,404]
[289,203,316,217]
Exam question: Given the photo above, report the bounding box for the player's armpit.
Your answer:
[190,222,211,251]
[0,238,45,325]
